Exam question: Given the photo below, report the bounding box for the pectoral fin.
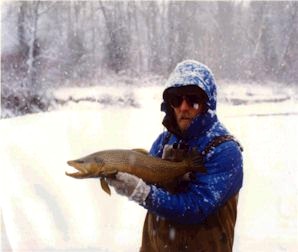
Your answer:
[99,170,119,195]
[100,178,111,195]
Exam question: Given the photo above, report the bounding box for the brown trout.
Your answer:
[66,149,205,195]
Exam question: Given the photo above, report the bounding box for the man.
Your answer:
[107,60,243,251]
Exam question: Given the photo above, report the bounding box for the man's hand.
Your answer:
[106,172,151,204]
[162,144,197,182]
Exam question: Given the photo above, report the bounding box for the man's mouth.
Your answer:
[180,116,192,121]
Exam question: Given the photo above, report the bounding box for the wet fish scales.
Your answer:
[66,149,205,194]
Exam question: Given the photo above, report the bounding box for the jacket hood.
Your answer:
[161,60,218,139]
[164,60,217,111]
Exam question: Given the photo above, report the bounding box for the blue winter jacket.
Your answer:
[141,60,243,225]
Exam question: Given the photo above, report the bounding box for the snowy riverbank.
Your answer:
[1,83,297,251]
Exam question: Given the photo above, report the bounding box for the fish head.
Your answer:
[66,153,105,178]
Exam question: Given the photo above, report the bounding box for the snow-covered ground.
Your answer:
[1,83,298,251]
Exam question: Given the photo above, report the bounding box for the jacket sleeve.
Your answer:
[148,132,168,158]
[142,140,243,225]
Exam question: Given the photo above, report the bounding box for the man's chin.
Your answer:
[178,119,192,131]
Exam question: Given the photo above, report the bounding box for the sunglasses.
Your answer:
[168,94,201,109]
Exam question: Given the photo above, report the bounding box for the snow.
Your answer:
[1,83,298,251]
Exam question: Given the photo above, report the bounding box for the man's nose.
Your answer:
[179,99,191,111]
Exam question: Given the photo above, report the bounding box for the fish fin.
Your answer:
[102,170,118,178]
[132,148,149,155]
[190,153,206,173]
[100,178,111,195]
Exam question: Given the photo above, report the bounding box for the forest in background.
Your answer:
[1,1,298,117]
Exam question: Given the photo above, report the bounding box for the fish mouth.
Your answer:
[65,160,89,178]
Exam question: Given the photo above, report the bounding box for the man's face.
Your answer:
[171,94,205,132]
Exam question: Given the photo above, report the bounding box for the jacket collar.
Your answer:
[180,110,218,141]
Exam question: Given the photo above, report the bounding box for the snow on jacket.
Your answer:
[141,60,243,224]
[140,60,243,251]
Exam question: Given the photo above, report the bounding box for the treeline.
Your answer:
[1,1,298,95]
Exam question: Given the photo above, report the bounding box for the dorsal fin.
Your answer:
[131,148,149,155]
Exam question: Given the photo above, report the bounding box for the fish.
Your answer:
[66,148,206,195]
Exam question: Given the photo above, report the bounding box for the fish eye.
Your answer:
[76,160,85,164]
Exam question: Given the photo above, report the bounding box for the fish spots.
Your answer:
[128,154,137,167]
[94,156,103,164]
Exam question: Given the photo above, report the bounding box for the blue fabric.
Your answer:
[141,60,243,224]
[164,59,217,111]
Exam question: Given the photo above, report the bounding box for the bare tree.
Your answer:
[277,2,298,83]
[98,1,130,73]
[2,0,297,108]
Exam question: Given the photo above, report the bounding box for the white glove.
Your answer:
[106,172,151,204]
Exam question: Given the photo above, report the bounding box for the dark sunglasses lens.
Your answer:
[169,95,183,108]
[186,95,200,106]
[169,95,201,108]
